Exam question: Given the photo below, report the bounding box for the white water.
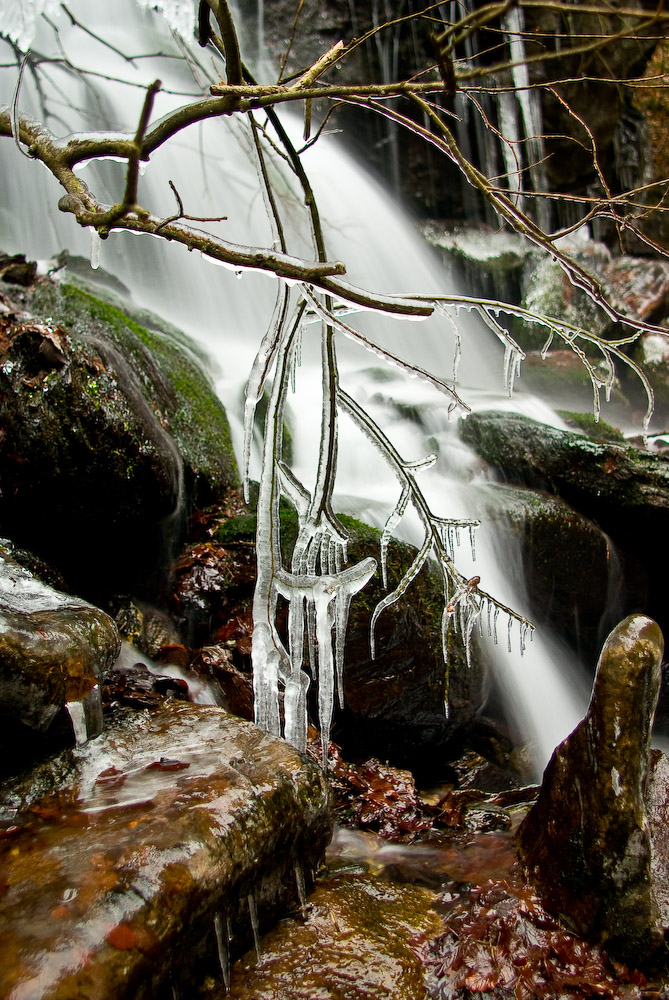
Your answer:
[0,1,590,770]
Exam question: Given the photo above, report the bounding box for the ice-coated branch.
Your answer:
[337,387,534,676]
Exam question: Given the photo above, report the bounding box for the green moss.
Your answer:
[556,410,626,443]
[27,281,239,501]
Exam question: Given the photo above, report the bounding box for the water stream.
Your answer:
[0,0,592,771]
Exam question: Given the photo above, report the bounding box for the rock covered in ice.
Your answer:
[0,702,333,999]
[0,547,120,763]
[516,614,665,965]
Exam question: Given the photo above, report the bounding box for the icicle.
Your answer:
[441,605,451,665]
[284,668,310,753]
[540,332,554,359]
[247,893,261,961]
[214,912,230,992]
[487,600,492,637]
[252,622,281,736]
[66,700,89,745]
[468,524,476,562]
[507,614,513,653]
[90,228,101,271]
[493,606,500,644]
[380,485,410,589]
[503,343,513,395]
[314,584,336,766]
[294,862,307,917]
[520,622,528,656]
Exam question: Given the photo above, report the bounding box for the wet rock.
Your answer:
[223,868,442,1000]
[633,329,669,423]
[516,614,665,965]
[0,549,120,765]
[460,409,669,638]
[212,508,485,776]
[0,702,333,1000]
[0,275,238,601]
[0,251,37,286]
[472,482,616,667]
[422,223,534,304]
[646,749,669,929]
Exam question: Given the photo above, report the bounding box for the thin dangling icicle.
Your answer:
[314,583,335,765]
[90,228,101,270]
[247,893,261,961]
[294,861,307,917]
[214,912,231,992]
[380,485,410,588]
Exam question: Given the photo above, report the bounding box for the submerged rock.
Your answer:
[0,702,332,1000]
[224,868,442,1000]
[516,614,665,965]
[0,548,120,764]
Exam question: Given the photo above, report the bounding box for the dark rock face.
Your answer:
[254,1,657,227]
[460,410,669,639]
[0,702,333,1000]
[211,508,485,776]
[0,548,120,763]
[474,483,616,667]
[0,276,238,601]
[516,614,665,965]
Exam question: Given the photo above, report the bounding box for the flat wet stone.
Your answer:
[0,703,333,999]
[222,867,443,1000]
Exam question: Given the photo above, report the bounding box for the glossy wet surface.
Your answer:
[0,703,331,1000]
[218,818,525,1000]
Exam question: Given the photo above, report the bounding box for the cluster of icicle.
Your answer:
[242,281,537,767]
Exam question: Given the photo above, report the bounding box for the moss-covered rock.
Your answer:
[0,274,238,600]
[212,505,486,776]
[556,410,626,444]
[24,278,238,505]
[473,482,615,667]
[460,409,669,641]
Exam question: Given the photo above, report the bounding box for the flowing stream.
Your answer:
[0,0,592,771]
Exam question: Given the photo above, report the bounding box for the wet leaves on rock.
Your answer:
[425,877,654,999]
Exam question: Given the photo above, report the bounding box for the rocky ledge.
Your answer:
[0,703,333,1000]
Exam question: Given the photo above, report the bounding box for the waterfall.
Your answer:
[0,0,588,771]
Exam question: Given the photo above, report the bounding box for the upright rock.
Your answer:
[516,615,664,965]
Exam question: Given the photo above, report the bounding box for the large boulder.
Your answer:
[0,271,238,601]
[0,702,333,999]
[516,615,665,965]
[0,546,120,766]
[460,409,669,638]
[471,482,615,667]
[198,508,486,776]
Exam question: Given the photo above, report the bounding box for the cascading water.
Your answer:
[0,0,590,770]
